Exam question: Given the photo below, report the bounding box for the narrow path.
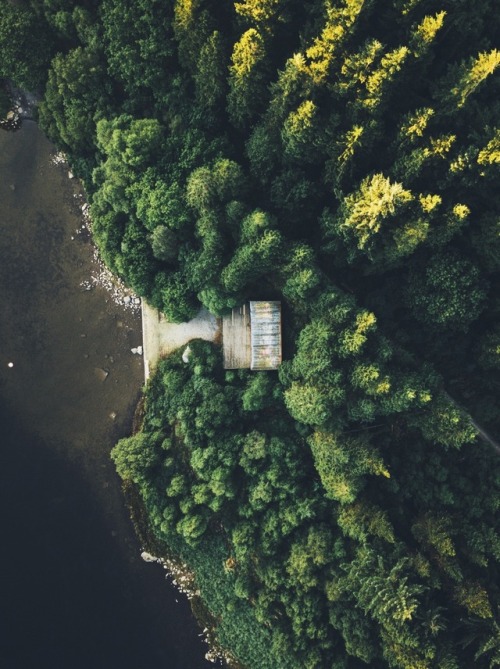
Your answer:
[469,417,500,455]
[445,391,500,455]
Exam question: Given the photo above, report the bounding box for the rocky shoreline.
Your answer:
[0,81,38,131]
[123,479,238,668]
[49,148,143,315]
[52,121,230,666]
[0,81,143,316]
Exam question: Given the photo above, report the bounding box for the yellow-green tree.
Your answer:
[227,28,268,127]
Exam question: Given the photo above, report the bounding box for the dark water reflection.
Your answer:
[0,123,211,668]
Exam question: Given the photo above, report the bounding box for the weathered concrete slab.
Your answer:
[142,301,220,380]
[222,304,251,369]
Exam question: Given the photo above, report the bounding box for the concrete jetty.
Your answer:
[141,301,220,381]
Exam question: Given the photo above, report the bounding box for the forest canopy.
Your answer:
[5,0,500,667]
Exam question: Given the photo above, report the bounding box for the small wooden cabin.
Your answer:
[222,301,282,370]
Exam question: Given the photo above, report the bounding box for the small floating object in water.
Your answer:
[7,362,14,368]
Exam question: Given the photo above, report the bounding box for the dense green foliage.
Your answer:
[0,0,56,90]
[8,0,500,667]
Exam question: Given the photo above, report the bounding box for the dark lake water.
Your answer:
[0,122,212,668]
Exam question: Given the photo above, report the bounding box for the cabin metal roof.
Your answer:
[250,301,282,370]
[222,301,282,370]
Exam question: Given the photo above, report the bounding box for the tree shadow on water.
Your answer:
[0,403,211,669]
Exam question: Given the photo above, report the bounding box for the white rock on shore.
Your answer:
[94,367,109,382]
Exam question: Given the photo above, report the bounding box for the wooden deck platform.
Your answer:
[222,304,251,369]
